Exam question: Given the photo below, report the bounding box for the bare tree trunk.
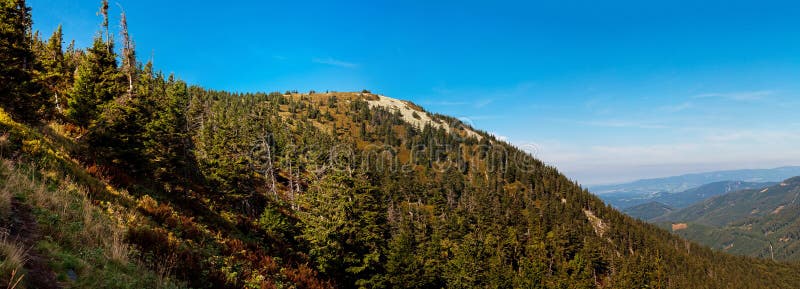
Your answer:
[54,91,61,112]
[128,75,133,94]
[265,140,277,198]
[770,243,775,261]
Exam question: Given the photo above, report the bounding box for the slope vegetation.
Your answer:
[4,91,800,287]
[3,1,800,288]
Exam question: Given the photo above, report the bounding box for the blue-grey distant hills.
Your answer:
[620,181,775,219]
[591,166,800,209]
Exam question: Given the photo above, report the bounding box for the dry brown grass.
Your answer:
[0,133,9,159]
[0,237,27,286]
[0,160,11,221]
[0,159,132,265]
[0,108,186,287]
[6,269,24,289]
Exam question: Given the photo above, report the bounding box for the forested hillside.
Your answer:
[3,1,800,288]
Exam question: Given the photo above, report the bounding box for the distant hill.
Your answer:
[623,201,674,220]
[656,177,800,260]
[655,181,776,209]
[621,181,773,220]
[593,168,800,208]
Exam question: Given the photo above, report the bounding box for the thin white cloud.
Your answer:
[693,90,775,101]
[426,81,536,109]
[659,102,693,113]
[421,99,494,108]
[474,98,494,108]
[431,86,455,95]
[312,57,358,68]
[579,120,670,129]
[460,115,503,121]
[704,130,800,143]
[421,100,470,106]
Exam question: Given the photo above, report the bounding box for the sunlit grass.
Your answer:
[0,107,186,288]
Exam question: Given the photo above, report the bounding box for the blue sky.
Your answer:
[29,0,800,185]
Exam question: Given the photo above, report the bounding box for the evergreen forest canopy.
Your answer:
[2,1,800,288]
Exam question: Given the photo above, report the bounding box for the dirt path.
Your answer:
[7,198,61,289]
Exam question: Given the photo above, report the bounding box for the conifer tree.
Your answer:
[300,172,388,288]
[65,1,121,127]
[66,36,120,126]
[37,24,69,114]
[0,0,43,120]
[144,76,190,182]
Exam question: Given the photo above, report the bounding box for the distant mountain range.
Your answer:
[592,166,800,208]
[621,181,775,220]
[654,177,800,260]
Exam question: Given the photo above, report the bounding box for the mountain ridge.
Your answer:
[592,166,800,195]
[623,201,674,221]
[619,180,775,220]
[594,168,799,208]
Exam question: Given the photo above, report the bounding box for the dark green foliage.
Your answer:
[66,36,121,126]
[35,24,69,117]
[256,205,294,240]
[300,172,388,288]
[0,0,45,121]
[143,76,190,182]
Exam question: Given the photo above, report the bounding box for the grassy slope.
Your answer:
[0,108,185,288]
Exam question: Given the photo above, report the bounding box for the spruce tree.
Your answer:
[144,76,190,182]
[65,0,121,127]
[300,172,388,288]
[66,36,120,126]
[37,24,69,115]
[0,0,43,120]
